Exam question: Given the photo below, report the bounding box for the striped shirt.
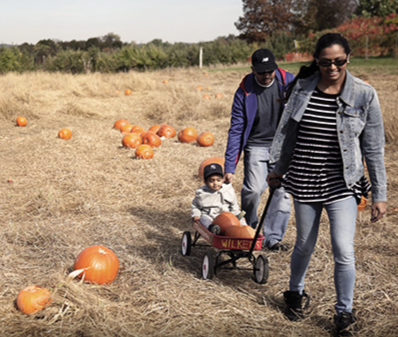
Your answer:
[284,89,370,204]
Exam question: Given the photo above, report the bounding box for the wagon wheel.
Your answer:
[253,254,269,284]
[181,231,192,256]
[202,249,215,280]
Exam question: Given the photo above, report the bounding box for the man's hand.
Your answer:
[224,173,234,184]
[371,201,387,223]
[192,216,200,222]
[266,171,283,187]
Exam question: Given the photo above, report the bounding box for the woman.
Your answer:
[267,33,387,336]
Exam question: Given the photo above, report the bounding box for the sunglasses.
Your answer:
[255,70,274,76]
[317,58,349,67]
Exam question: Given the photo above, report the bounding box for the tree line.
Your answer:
[0,0,397,74]
[0,34,259,74]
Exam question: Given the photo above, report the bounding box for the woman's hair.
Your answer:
[285,33,351,101]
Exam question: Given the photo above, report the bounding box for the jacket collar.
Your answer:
[339,70,355,107]
[297,70,355,107]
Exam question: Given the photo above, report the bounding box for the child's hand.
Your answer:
[192,216,200,222]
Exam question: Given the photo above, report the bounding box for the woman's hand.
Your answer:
[371,201,387,223]
[266,171,283,187]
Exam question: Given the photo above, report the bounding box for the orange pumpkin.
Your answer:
[198,156,225,180]
[178,127,198,143]
[114,119,129,131]
[225,225,255,239]
[120,124,134,134]
[16,116,27,126]
[16,285,52,315]
[58,128,72,140]
[196,85,203,91]
[141,131,162,148]
[212,212,241,235]
[157,123,176,138]
[148,124,161,133]
[197,131,214,147]
[202,94,211,100]
[215,93,223,99]
[125,89,132,96]
[73,245,119,285]
[130,125,146,135]
[122,133,142,148]
[135,144,154,159]
[162,79,169,84]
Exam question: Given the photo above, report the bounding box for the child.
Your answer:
[191,163,246,235]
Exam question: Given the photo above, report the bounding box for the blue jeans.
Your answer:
[241,146,291,248]
[290,197,357,315]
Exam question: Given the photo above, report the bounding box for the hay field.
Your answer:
[0,64,397,337]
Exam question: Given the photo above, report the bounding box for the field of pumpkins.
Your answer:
[1,64,397,336]
[114,119,215,159]
[4,70,242,322]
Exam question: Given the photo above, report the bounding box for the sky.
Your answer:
[0,0,243,45]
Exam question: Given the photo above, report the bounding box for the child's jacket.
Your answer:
[191,183,240,219]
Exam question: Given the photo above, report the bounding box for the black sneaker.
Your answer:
[268,242,289,251]
[283,290,310,321]
[334,311,357,336]
[208,224,221,235]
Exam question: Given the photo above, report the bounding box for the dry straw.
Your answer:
[0,66,397,336]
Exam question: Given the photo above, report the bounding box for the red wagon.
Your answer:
[181,189,277,284]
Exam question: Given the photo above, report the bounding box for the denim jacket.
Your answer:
[270,70,387,202]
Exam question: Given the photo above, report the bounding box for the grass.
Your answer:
[0,62,397,336]
[212,56,398,75]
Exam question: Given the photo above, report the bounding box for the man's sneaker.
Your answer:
[283,290,310,321]
[267,242,289,251]
[334,311,358,336]
[208,224,221,235]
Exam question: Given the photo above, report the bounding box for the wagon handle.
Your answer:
[248,181,280,255]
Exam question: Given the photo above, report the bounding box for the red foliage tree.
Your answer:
[296,14,398,57]
[337,14,398,56]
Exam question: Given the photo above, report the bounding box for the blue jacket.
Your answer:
[224,68,295,174]
[270,70,387,202]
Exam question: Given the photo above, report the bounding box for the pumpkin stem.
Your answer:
[236,211,246,220]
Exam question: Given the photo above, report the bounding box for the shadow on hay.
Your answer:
[126,205,203,270]
[126,204,271,285]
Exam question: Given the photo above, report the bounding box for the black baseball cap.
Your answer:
[204,163,223,181]
[251,48,277,73]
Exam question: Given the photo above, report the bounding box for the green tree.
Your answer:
[49,49,85,73]
[34,39,59,70]
[292,0,358,34]
[0,46,34,73]
[101,33,123,51]
[356,0,398,17]
[86,37,100,50]
[264,31,295,59]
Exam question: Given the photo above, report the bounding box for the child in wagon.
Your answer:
[191,163,246,235]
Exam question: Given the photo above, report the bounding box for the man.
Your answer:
[224,48,294,251]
